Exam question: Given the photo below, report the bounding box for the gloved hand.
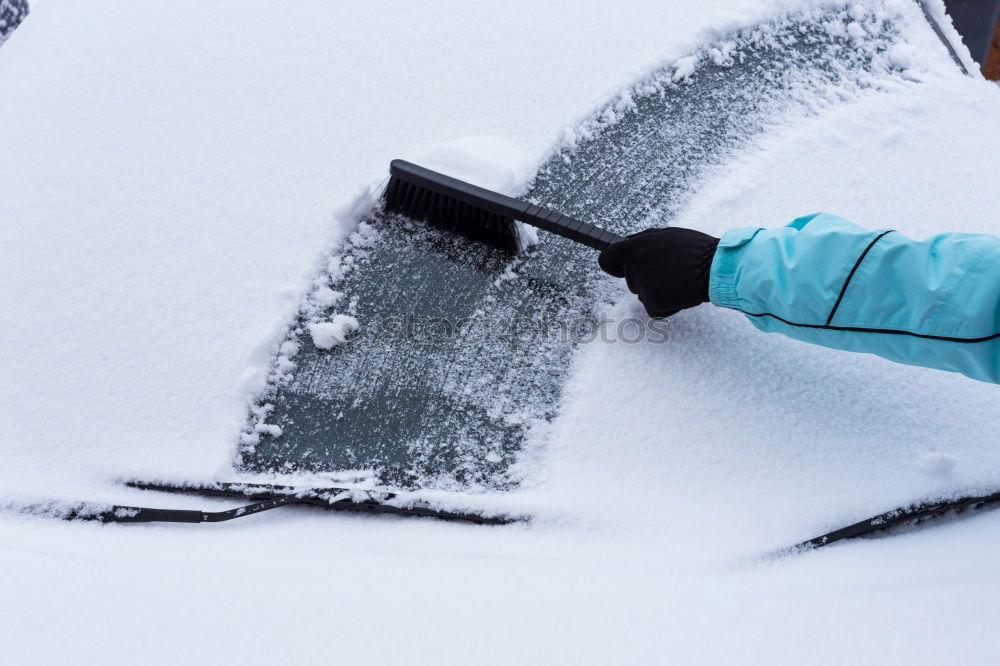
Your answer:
[598,227,720,318]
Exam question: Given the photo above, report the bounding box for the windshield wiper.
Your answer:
[11,479,519,526]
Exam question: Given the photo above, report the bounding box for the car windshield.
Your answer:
[239,8,918,491]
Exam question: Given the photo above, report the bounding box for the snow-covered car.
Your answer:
[1,1,998,664]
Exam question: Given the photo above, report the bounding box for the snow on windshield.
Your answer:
[241,6,949,503]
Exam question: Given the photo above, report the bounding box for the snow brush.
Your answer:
[384,160,625,254]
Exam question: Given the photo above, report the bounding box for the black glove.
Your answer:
[598,227,720,318]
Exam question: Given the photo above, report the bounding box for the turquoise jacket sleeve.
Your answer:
[708,213,1000,384]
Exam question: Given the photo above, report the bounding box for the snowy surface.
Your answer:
[2,0,1000,664]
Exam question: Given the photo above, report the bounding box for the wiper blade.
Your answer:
[125,479,518,525]
[778,490,1000,556]
[12,479,519,526]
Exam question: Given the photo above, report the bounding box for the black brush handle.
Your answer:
[390,160,625,250]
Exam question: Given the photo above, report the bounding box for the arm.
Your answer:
[598,214,1000,384]
[710,213,1000,384]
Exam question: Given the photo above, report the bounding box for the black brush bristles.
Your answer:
[383,164,525,254]
[383,160,624,253]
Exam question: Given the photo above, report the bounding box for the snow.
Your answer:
[672,55,701,82]
[311,286,343,310]
[254,422,282,438]
[889,41,917,68]
[917,451,959,475]
[1,0,999,664]
[308,315,359,350]
[410,136,537,196]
